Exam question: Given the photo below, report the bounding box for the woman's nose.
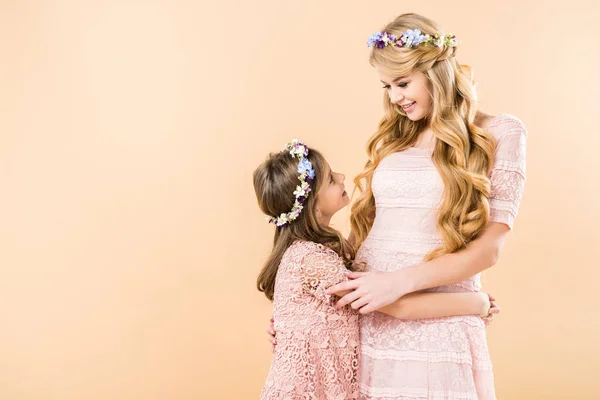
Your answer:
[390,87,404,104]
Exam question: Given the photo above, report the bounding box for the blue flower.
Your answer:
[297,158,313,174]
[306,168,315,180]
[367,31,383,47]
[402,29,427,47]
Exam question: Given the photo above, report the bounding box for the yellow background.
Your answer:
[1,0,599,399]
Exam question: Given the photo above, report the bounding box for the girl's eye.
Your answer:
[330,175,334,183]
[382,85,391,90]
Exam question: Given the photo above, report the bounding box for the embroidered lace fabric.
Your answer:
[260,241,361,400]
[357,114,527,400]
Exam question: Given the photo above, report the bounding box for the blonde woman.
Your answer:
[267,12,524,399]
[324,13,526,399]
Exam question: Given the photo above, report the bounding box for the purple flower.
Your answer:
[367,32,383,47]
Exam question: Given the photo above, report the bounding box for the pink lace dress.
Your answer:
[357,114,527,399]
[260,241,361,400]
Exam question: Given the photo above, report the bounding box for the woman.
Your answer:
[270,13,525,399]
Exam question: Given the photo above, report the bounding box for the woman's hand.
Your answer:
[326,270,413,314]
[266,316,276,352]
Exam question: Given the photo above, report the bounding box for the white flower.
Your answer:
[276,213,289,226]
[293,181,309,197]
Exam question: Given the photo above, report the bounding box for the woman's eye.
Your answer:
[382,83,408,89]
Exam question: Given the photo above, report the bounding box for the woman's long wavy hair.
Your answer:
[254,147,356,300]
[351,13,496,260]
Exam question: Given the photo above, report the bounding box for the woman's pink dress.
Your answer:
[357,114,527,399]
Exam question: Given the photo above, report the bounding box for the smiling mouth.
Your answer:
[401,102,416,109]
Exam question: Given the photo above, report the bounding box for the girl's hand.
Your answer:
[482,294,500,326]
[266,316,277,352]
[326,270,412,314]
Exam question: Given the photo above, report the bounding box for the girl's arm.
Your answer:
[329,117,527,314]
[328,223,509,313]
[335,289,490,319]
[379,291,490,319]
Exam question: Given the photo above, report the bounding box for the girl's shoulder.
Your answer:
[284,240,343,266]
[288,240,340,257]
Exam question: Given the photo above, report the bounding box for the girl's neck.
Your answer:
[318,216,332,226]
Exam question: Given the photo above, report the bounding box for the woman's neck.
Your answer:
[413,128,435,149]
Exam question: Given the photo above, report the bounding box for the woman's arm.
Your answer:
[327,222,510,313]
[401,222,510,293]
[379,291,490,319]
[334,288,491,319]
[328,116,527,314]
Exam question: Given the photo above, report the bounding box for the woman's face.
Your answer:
[377,68,432,122]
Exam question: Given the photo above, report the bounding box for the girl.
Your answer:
[325,13,527,399]
[254,140,496,400]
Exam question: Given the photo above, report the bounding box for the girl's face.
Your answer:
[315,163,349,225]
[377,68,432,122]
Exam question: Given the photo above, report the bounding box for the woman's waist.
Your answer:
[361,312,484,330]
[366,227,443,247]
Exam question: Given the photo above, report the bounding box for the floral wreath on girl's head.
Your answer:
[265,140,316,227]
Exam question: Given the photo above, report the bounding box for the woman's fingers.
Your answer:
[335,290,362,309]
[350,296,370,310]
[326,279,361,295]
[344,271,369,279]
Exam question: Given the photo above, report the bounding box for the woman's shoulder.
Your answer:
[476,112,527,139]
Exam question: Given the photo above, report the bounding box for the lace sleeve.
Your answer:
[300,245,348,303]
[489,117,527,229]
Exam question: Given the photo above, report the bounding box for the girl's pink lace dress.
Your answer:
[260,241,361,400]
[357,114,527,399]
